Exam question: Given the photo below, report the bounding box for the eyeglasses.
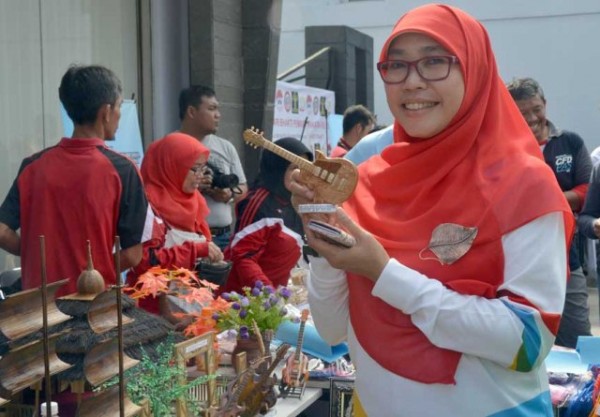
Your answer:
[189,165,206,176]
[377,56,459,84]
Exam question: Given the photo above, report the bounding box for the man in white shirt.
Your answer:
[179,85,248,250]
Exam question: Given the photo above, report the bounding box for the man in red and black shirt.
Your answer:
[508,77,593,348]
[0,65,152,297]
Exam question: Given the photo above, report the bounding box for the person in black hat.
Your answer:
[219,137,313,294]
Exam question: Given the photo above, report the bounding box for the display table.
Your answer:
[269,386,323,417]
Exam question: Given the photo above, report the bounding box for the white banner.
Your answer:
[273,81,335,155]
[61,99,144,167]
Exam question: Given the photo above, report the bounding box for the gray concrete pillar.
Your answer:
[305,26,374,115]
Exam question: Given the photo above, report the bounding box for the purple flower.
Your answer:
[221,292,231,301]
[239,309,248,319]
[251,287,261,297]
[212,313,220,321]
[279,287,291,299]
[229,291,240,301]
[232,302,241,310]
[239,326,250,339]
[263,301,271,310]
[240,297,250,307]
[269,294,279,306]
[255,281,264,290]
[263,285,274,295]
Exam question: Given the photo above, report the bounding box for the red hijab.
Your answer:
[345,4,573,384]
[141,132,211,238]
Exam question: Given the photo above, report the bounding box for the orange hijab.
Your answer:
[345,4,573,384]
[141,132,211,238]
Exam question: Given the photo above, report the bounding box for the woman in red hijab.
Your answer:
[128,132,223,321]
[295,5,573,416]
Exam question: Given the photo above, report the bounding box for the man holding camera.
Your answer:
[179,85,248,250]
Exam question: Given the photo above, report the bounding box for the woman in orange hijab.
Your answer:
[295,5,573,416]
[129,132,223,321]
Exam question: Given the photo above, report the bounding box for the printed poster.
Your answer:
[273,81,336,155]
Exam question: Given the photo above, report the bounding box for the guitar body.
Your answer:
[282,353,309,388]
[297,150,358,204]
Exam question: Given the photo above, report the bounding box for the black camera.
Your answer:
[206,162,240,190]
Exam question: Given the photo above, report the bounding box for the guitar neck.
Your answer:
[228,367,253,406]
[249,345,289,397]
[260,140,315,173]
[294,322,306,361]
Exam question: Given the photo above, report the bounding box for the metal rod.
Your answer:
[299,116,309,142]
[114,236,125,417]
[40,235,52,417]
[284,74,306,84]
[277,46,331,81]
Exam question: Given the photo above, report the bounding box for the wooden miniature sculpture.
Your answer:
[243,128,358,204]
[280,309,310,399]
[239,343,291,417]
[207,357,267,417]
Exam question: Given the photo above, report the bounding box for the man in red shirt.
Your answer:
[331,104,375,158]
[0,65,152,296]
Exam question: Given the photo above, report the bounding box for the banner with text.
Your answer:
[61,99,144,167]
[273,81,335,155]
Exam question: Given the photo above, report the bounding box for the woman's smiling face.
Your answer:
[383,32,465,139]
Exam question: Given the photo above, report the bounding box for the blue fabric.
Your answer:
[501,300,542,371]
[488,391,553,417]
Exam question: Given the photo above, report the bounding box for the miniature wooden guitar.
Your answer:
[208,357,265,417]
[243,128,358,204]
[240,343,291,417]
[281,309,310,388]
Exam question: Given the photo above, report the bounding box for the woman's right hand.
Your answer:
[207,241,224,263]
[303,208,389,281]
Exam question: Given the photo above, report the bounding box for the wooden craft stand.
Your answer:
[77,237,144,417]
[173,331,217,417]
[0,278,72,412]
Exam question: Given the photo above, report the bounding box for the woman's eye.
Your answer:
[389,61,407,70]
[423,57,447,66]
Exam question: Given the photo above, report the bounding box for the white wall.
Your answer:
[279,0,600,151]
[0,0,139,270]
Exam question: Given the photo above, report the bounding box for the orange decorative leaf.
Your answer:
[134,270,170,297]
[198,278,219,291]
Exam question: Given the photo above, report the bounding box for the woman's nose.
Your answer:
[402,65,427,89]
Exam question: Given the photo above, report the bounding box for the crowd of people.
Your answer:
[0,3,598,416]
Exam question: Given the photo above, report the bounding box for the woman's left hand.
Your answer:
[207,242,224,262]
[303,208,389,282]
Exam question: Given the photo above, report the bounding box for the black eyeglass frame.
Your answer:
[189,165,206,175]
[377,55,459,84]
